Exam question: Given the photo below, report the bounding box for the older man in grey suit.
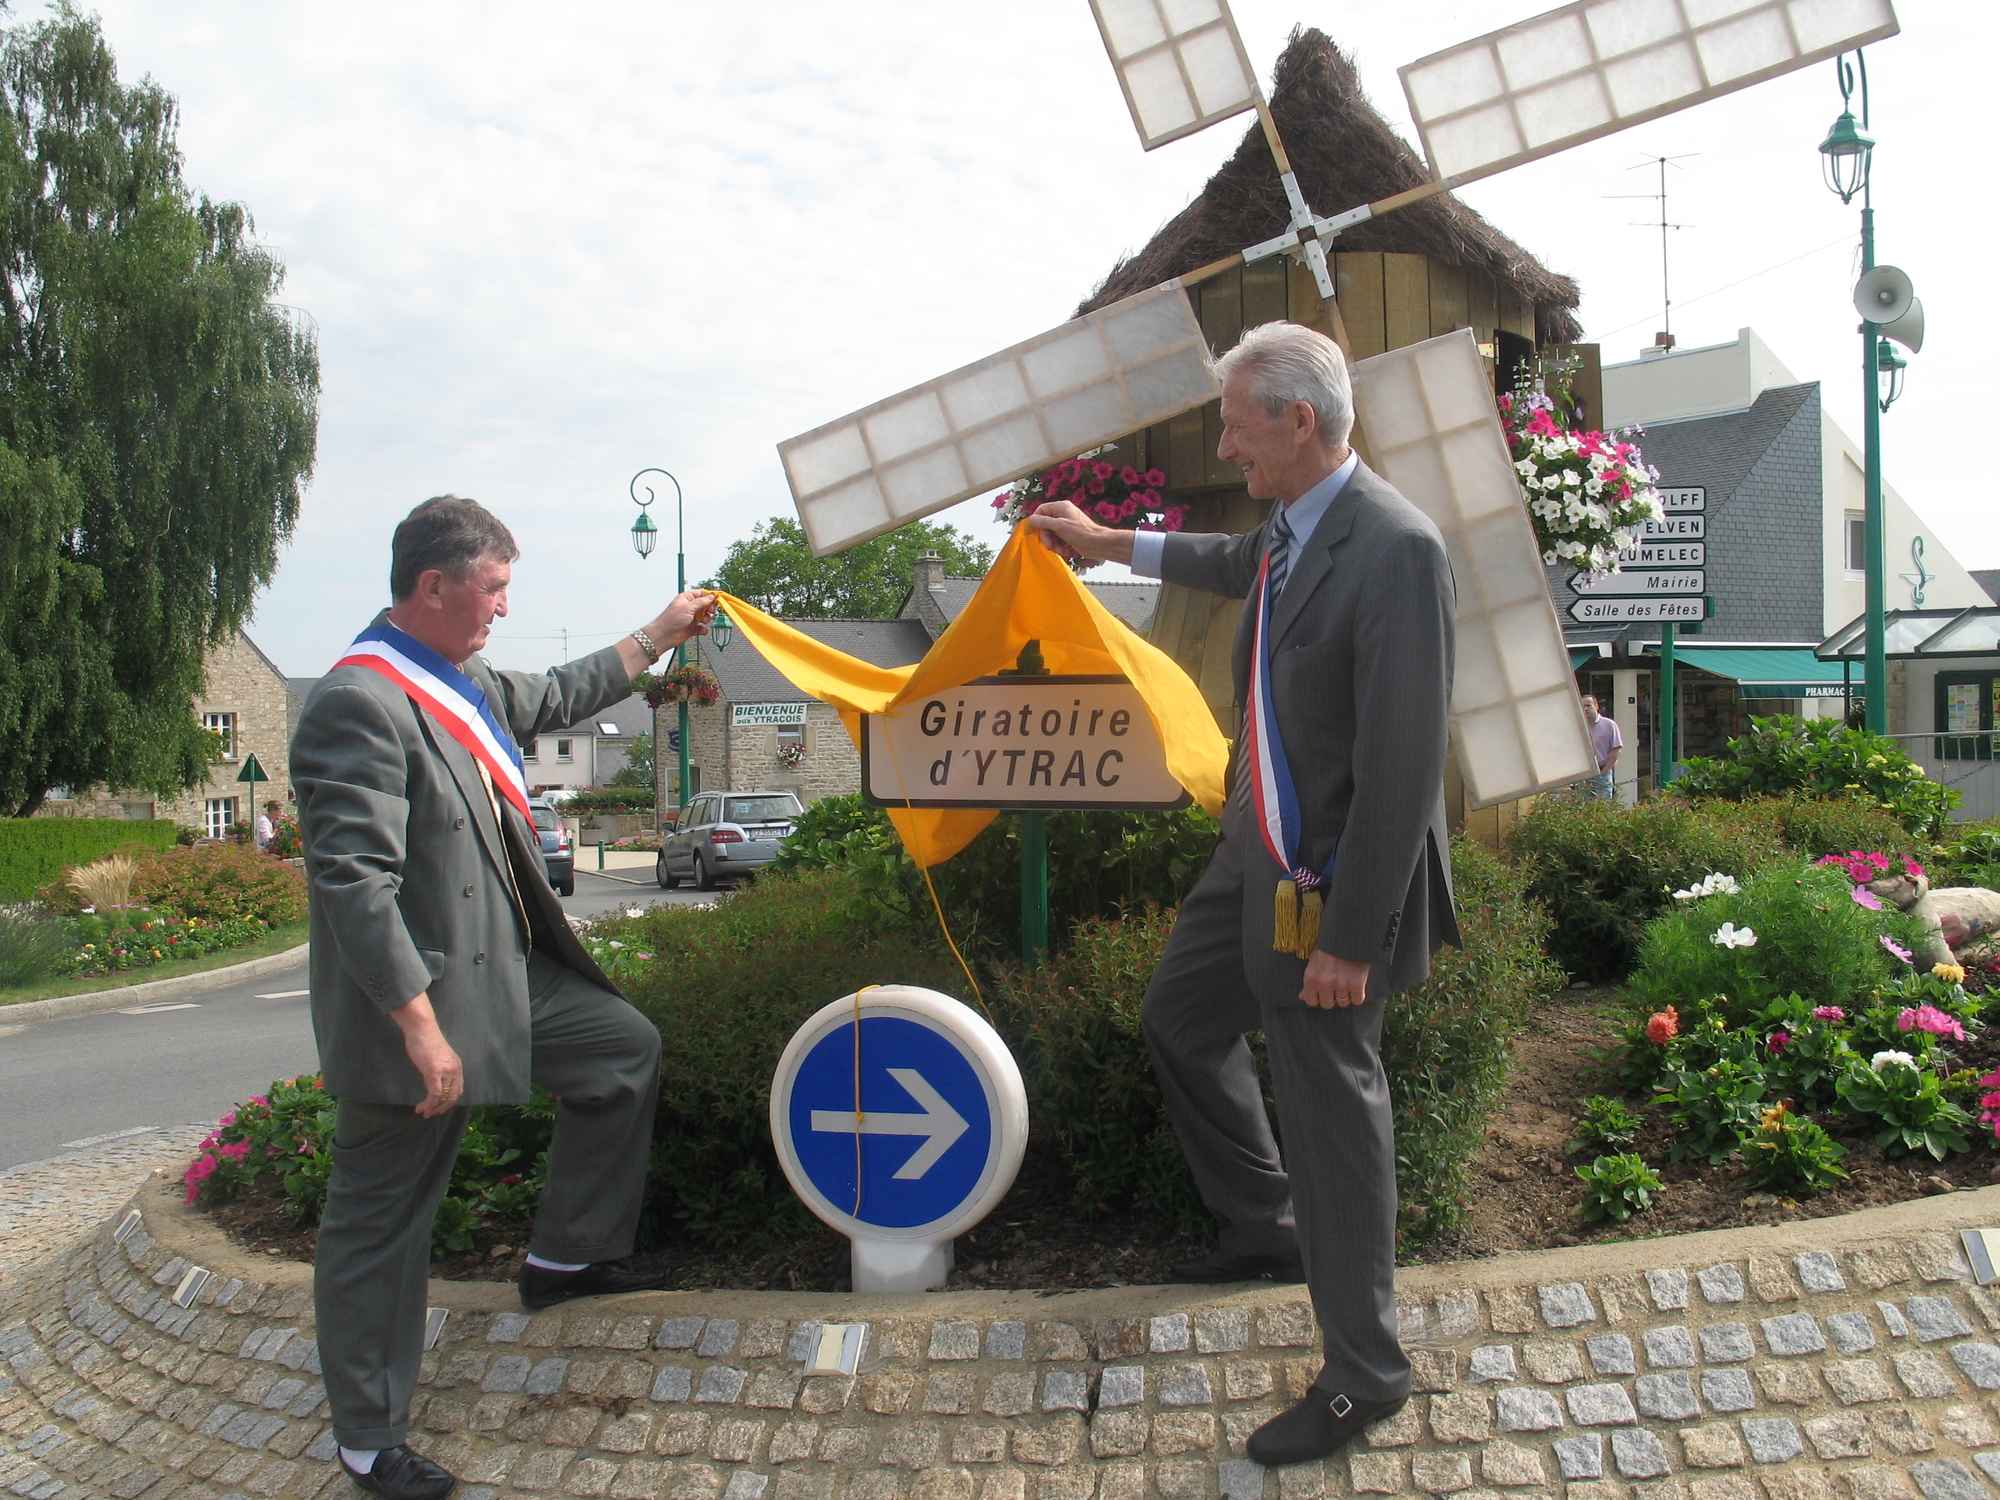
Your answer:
[1030,321,1458,1467]
[293,495,715,1499]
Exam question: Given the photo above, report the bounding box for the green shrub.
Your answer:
[0,818,176,901]
[1507,796,1786,983]
[1625,861,1928,1023]
[1673,715,1956,837]
[132,846,306,925]
[1575,1153,1662,1223]
[776,793,1218,957]
[591,869,970,1249]
[987,834,1561,1252]
[1835,1053,1973,1160]
[1925,822,2000,891]
[1569,1095,1644,1156]
[562,787,657,816]
[1762,798,1920,865]
[0,907,68,987]
[1742,1104,1848,1194]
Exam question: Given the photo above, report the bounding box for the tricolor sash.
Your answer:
[1243,543,1334,959]
[334,621,533,823]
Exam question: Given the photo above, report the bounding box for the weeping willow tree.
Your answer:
[0,5,319,815]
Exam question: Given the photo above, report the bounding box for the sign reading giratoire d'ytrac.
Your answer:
[860,675,1189,811]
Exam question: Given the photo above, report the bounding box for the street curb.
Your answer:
[0,943,310,1027]
[580,866,656,887]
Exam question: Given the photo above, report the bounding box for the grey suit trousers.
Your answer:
[1142,829,1409,1403]
[316,951,662,1448]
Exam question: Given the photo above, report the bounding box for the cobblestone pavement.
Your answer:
[10,1152,2000,1500]
[0,1131,208,1305]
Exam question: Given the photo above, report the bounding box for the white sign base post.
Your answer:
[771,986,1028,1294]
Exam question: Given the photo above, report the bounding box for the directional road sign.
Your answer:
[1636,515,1704,541]
[1656,486,1707,514]
[1568,596,1712,624]
[1569,568,1707,596]
[771,985,1027,1250]
[1616,542,1705,568]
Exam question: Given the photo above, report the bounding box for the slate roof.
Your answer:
[929,576,1160,635]
[590,692,653,739]
[1556,382,1824,647]
[704,619,934,705]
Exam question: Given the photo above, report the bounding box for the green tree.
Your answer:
[705,518,993,619]
[609,731,654,789]
[0,8,318,816]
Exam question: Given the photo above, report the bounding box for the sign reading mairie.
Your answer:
[862,676,1188,811]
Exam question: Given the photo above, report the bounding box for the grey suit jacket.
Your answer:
[292,614,635,1106]
[1161,459,1460,999]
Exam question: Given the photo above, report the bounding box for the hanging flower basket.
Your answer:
[641,664,720,709]
[776,741,806,770]
[992,445,1186,571]
[1500,352,1662,578]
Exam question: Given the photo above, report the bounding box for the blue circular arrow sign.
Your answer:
[770,988,1027,1242]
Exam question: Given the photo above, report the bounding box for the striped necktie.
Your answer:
[1268,507,1295,601]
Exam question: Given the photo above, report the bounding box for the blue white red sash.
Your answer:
[1243,548,1324,896]
[333,621,532,823]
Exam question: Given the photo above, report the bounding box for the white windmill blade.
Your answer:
[1087,0,1261,151]
[778,283,1218,557]
[1401,0,1899,190]
[1349,330,1597,806]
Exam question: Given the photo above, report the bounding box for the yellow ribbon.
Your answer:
[707,524,1228,869]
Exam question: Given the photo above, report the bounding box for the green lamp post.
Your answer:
[630,468,690,810]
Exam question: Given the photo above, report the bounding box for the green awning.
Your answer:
[1651,646,1853,700]
[1569,648,1600,670]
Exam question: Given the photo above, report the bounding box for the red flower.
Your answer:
[1091,461,1115,481]
[1120,466,1141,485]
[1145,468,1166,486]
[1645,1006,1679,1045]
[1094,501,1120,522]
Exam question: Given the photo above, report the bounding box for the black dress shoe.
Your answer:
[1247,1390,1408,1467]
[339,1444,456,1500]
[519,1257,673,1311]
[1168,1246,1306,1283]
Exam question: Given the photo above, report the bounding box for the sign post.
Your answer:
[235,752,269,834]
[1649,488,1704,788]
[770,985,1028,1292]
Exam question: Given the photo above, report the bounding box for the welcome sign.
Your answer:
[861,676,1188,811]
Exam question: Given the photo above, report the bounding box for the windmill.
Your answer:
[777,0,1900,807]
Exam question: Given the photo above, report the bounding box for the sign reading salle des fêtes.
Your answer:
[861,676,1188,811]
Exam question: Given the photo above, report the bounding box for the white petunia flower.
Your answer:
[1711,922,1758,949]
[1871,1049,1917,1072]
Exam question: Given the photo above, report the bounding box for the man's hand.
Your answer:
[1027,500,1136,566]
[1301,950,1371,1009]
[653,589,718,650]
[390,994,464,1117]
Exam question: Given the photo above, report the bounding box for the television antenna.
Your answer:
[777,0,1900,806]
[1605,152,1699,348]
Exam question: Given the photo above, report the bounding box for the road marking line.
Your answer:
[118,1002,202,1015]
[255,989,310,999]
[61,1126,161,1150]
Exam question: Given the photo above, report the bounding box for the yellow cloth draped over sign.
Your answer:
[708,525,1228,868]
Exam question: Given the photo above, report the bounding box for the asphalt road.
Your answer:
[0,870,718,1172]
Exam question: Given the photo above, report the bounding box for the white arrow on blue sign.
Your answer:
[771,986,1027,1242]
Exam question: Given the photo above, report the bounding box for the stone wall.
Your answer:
[654,700,862,809]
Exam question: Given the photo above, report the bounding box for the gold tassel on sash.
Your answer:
[1295,888,1323,959]
[1273,878,1298,955]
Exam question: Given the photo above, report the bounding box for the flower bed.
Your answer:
[67,909,279,977]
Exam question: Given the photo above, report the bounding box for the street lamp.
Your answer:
[629,467,690,811]
[1875,342,1907,413]
[711,608,733,653]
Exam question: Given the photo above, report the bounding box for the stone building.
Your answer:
[50,631,293,835]
[653,554,1159,812]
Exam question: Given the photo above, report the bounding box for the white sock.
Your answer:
[525,1254,588,1273]
[339,1447,380,1474]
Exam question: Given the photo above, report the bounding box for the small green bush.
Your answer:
[776,793,1218,957]
[1925,822,2000,891]
[1575,1153,1662,1223]
[1742,1104,1848,1194]
[1762,798,1921,865]
[1569,1094,1644,1156]
[0,818,176,901]
[563,787,656,817]
[0,907,68,986]
[1625,861,1928,1023]
[1835,1053,1973,1160]
[1673,716,1956,837]
[134,846,306,925]
[1507,796,1786,983]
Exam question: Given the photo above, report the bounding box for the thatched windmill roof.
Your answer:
[1079,28,1583,344]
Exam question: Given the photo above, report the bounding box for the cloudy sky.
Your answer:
[39,0,1990,674]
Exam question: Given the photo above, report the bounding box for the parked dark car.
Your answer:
[656,790,803,890]
[529,798,574,896]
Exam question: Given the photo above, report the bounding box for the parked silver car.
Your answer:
[656,790,804,890]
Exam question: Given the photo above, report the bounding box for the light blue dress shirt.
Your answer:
[1129,449,1360,587]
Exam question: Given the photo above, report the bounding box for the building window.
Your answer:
[205,797,238,839]
[1936,672,2000,761]
[522,738,539,762]
[1845,511,1865,573]
[556,738,574,763]
[203,711,237,759]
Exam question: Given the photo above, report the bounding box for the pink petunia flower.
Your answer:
[1769,1031,1790,1053]
[1897,1005,1966,1042]
[1812,1006,1847,1022]
[1905,856,1926,880]
[1145,467,1167,486]
[1094,501,1120,522]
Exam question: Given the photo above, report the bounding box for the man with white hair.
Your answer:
[1030,321,1458,1466]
